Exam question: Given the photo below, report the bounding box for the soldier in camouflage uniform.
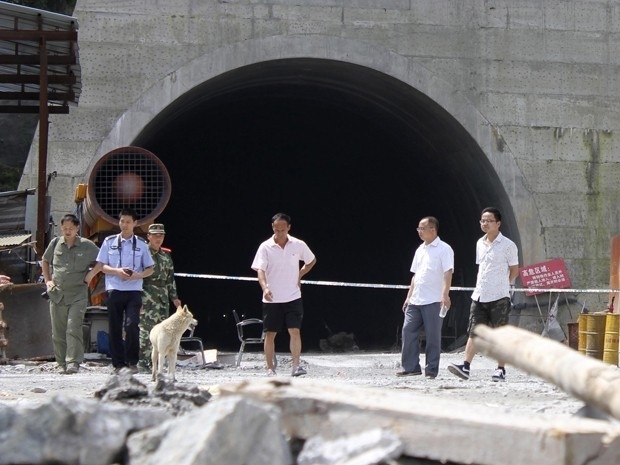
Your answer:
[138,223,182,370]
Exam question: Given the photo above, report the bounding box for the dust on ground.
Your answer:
[0,350,585,419]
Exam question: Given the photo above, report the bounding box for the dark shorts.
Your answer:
[263,298,304,332]
[467,297,511,336]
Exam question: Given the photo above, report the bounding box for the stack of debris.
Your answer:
[319,331,358,353]
[2,326,620,464]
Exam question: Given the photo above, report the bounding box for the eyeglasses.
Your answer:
[416,227,434,232]
[479,219,497,224]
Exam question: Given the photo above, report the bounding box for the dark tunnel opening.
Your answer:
[132,58,521,353]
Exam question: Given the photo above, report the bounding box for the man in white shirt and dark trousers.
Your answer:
[398,216,454,379]
[448,207,519,382]
[252,213,316,377]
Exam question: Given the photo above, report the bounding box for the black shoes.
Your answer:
[448,363,470,380]
[396,369,422,377]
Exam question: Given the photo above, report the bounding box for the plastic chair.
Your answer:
[178,326,206,367]
[232,309,268,367]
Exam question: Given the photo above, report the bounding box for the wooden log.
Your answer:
[473,324,620,420]
[218,379,620,465]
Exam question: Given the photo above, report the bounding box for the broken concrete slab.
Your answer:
[297,428,403,465]
[219,379,620,465]
[0,395,170,465]
[127,395,292,465]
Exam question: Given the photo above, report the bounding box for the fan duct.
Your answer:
[83,146,171,229]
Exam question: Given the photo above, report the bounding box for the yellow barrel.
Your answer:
[583,313,606,360]
[578,313,587,354]
[604,313,619,365]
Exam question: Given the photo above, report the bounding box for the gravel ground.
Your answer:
[0,350,586,419]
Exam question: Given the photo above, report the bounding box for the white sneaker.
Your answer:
[266,369,277,377]
[492,368,506,382]
[292,366,307,377]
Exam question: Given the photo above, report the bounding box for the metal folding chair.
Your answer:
[232,309,270,367]
[178,326,206,367]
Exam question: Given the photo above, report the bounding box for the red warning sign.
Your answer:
[519,259,571,296]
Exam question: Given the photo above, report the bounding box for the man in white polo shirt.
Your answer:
[252,213,316,377]
[398,216,454,379]
[448,207,519,382]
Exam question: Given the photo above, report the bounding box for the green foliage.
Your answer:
[0,165,21,191]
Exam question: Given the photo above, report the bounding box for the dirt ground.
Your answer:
[0,349,587,419]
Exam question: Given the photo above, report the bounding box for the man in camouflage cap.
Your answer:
[138,223,182,370]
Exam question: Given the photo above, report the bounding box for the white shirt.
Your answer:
[471,232,519,303]
[408,237,454,305]
[251,235,316,303]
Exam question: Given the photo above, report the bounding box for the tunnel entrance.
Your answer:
[132,58,520,353]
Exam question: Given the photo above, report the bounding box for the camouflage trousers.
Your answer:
[139,306,168,370]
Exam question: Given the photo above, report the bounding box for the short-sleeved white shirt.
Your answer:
[251,235,316,303]
[471,232,519,303]
[408,237,454,305]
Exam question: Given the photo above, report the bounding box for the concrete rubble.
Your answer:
[126,395,291,465]
[1,368,620,465]
[0,372,411,465]
[0,395,168,465]
[3,328,620,465]
[94,368,211,415]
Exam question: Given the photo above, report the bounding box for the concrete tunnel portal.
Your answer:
[129,58,520,352]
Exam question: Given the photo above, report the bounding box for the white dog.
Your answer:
[149,304,198,381]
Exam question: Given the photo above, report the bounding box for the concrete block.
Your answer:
[268,0,407,8]
[486,61,607,97]
[483,92,528,126]
[272,5,342,23]
[544,30,608,64]
[345,8,419,26]
[502,126,597,163]
[612,4,620,33]
[46,145,92,177]
[392,26,481,59]
[47,109,121,142]
[525,95,597,128]
[545,226,587,258]
[543,0,576,31]
[573,2,609,32]
[536,193,589,227]
[475,1,508,29]
[519,160,589,193]
[47,178,79,214]
[569,257,612,290]
[252,19,287,38]
[481,29,606,64]
[506,3,544,29]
